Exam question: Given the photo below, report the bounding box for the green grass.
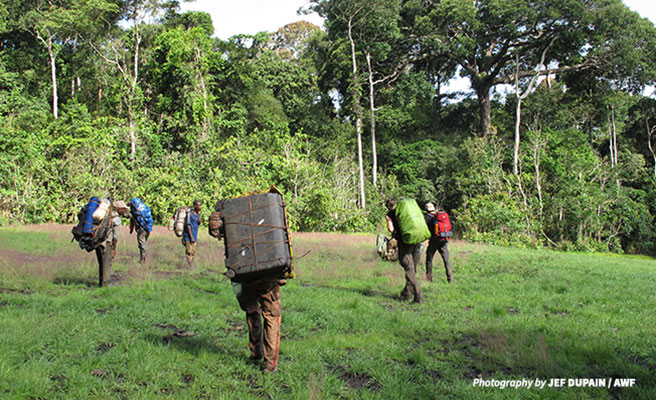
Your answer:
[0,226,655,399]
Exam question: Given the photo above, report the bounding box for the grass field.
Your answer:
[0,224,655,399]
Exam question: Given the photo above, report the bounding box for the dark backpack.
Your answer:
[72,202,113,252]
[434,211,453,240]
[208,210,224,239]
[71,206,89,245]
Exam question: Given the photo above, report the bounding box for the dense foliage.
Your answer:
[1,0,656,254]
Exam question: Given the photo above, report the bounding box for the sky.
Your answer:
[623,0,656,25]
[179,0,324,40]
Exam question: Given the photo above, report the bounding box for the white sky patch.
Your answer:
[623,0,656,24]
[179,0,324,40]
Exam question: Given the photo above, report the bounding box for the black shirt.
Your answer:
[425,212,437,237]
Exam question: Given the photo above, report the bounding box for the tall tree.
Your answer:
[410,0,656,136]
[512,39,552,175]
[361,0,403,187]
[311,0,405,205]
[21,0,81,119]
[268,21,320,60]
[92,0,171,162]
[19,0,118,119]
[149,20,218,149]
[311,0,370,208]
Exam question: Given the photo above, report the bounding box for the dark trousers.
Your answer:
[95,243,112,287]
[398,241,423,301]
[236,280,282,371]
[425,239,452,282]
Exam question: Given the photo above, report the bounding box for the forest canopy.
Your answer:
[2,0,656,254]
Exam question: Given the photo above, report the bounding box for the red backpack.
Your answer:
[434,211,453,240]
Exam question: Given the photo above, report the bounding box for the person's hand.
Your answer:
[112,249,116,259]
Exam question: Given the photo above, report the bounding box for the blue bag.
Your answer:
[83,197,100,234]
[131,198,153,232]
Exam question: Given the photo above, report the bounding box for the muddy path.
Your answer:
[0,224,386,286]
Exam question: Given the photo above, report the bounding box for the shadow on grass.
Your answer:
[52,276,97,287]
[143,332,240,358]
[299,282,399,301]
[441,326,656,398]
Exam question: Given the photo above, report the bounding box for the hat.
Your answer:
[113,200,128,210]
[425,202,435,212]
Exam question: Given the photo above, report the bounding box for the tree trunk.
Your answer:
[38,32,59,120]
[128,101,136,163]
[513,98,522,175]
[348,15,366,209]
[533,131,544,218]
[49,51,58,120]
[366,52,378,187]
[608,109,616,167]
[610,105,619,190]
[645,116,656,177]
[125,18,142,163]
[196,47,211,139]
[512,46,548,174]
[475,85,491,136]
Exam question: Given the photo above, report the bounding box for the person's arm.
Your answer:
[386,215,394,234]
[425,213,433,229]
[111,215,121,258]
[186,211,194,243]
[129,217,135,234]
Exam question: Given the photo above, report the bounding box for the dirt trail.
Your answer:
[0,224,382,285]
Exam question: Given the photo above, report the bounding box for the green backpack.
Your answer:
[396,199,431,245]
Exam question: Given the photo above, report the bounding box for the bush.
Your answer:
[457,192,539,248]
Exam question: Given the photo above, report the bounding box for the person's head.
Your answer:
[425,202,435,213]
[113,200,129,216]
[385,198,397,211]
[193,200,202,212]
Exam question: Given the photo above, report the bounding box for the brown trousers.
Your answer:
[236,280,282,371]
[135,225,148,256]
[398,241,423,301]
[182,240,197,267]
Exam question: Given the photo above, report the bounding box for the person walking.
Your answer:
[385,198,423,303]
[234,278,285,373]
[97,200,129,286]
[129,198,153,263]
[211,197,285,373]
[182,200,202,268]
[424,202,453,283]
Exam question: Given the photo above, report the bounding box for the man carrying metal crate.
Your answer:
[215,187,294,373]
